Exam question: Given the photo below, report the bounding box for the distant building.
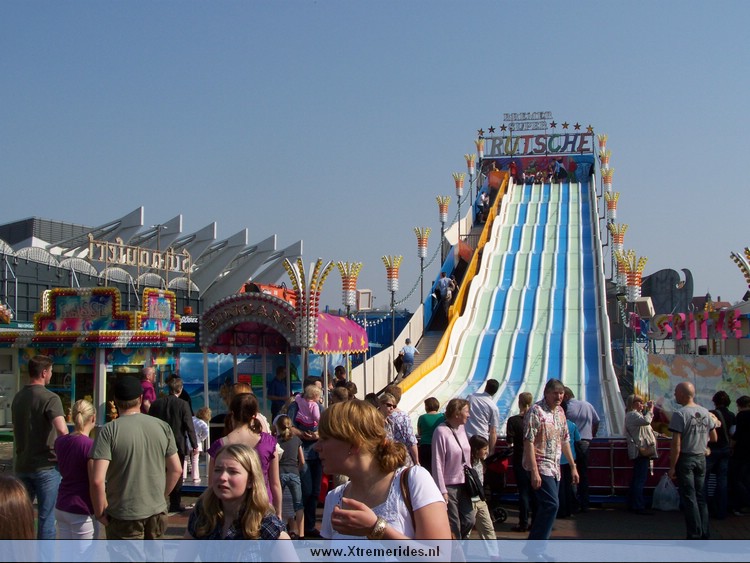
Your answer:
[0,208,302,323]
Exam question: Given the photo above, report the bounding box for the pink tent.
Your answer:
[311,313,368,354]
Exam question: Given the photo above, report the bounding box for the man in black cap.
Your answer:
[90,375,182,539]
[149,376,198,512]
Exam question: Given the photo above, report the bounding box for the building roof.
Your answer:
[0,209,303,309]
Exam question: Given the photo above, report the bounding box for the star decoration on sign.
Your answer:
[550,121,557,128]
[562,122,569,129]
[477,129,484,137]
[574,123,581,130]
[488,126,495,133]
[500,124,507,132]
[587,125,594,133]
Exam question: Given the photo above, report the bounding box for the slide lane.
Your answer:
[495,182,569,426]
[448,184,535,400]
[563,182,582,397]
[443,186,527,400]
[580,179,608,434]
[491,184,555,418]
[471,184,546,399]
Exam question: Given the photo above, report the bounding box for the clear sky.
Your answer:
[3,1,749,313]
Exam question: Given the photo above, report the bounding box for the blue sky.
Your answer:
[3,1,750,313]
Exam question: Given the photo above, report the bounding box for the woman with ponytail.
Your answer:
[207,393,282,516]
[54,399,98,539]
[315,400,450,539]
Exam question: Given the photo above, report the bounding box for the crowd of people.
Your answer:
[4,352,750,544]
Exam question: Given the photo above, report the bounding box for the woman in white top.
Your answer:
[624,394,657,514]
[315,399,450,540]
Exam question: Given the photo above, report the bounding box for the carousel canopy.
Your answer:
[200,293,368,356]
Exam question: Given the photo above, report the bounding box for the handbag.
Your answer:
[393,354,403,372]
[450,428,485,501]
[463,465,485,501]
[638,443,657,459]
[627,425,658,459]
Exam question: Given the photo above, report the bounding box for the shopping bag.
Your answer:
[652,473,680,511]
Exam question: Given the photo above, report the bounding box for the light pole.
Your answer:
[337,261,363,318]
[381,255,403,353]
[475,138,484,160]
[436,196,450,263]
[617,292,628,378]
[465,153,476,204]
[414,227,431,304]
[453,172,465,242]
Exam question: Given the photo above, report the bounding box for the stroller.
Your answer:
[484,446,513,523]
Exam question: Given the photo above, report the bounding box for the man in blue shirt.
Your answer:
[267,365,289,420]
[563,386,600,512]
[398,338,419,379]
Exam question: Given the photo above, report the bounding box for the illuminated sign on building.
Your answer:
[645,310,745,340]
[87,234,192,274]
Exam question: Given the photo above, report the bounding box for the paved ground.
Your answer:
[4,442,749,541]
[161,491,750,541]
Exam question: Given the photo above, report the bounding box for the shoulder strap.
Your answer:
[449,427,467,464]
[713,409,730,443]
[399,467,416,532]
[625,425,639,445]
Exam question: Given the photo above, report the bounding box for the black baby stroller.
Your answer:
[484,446,513,524]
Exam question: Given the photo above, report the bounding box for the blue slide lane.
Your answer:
[494,183,568,416]
[579,180,607,432]
[461,184,533,397]
[494,184,553,416]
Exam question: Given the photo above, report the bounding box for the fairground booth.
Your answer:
[195,258,369,421]
[0,287,194,425]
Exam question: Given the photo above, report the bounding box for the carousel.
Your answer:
[197,258,369,414]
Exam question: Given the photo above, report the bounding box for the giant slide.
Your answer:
[400,178,625,436]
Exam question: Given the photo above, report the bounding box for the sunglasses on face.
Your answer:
[382,403,396,409]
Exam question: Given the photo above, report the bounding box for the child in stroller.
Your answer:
[484,446,513,524]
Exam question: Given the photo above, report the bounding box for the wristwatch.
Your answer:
[367,517,387,540]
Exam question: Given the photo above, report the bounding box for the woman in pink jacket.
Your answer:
[431,398,475,539]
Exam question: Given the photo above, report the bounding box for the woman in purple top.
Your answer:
[207,393,282,516]
[54,399,98,539]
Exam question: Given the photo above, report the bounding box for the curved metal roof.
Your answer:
[1,209,303,308]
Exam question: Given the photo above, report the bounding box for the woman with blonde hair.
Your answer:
[185,444,289,539]
[0,474,35,539]
[378,386,419,466]
[316,399,450,539]
[54,399,98,539]
[207,393,282,516]
[625,394,657,515]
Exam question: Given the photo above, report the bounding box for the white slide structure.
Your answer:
[400,178,625,436]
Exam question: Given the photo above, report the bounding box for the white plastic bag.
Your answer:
[652,473,680,511]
